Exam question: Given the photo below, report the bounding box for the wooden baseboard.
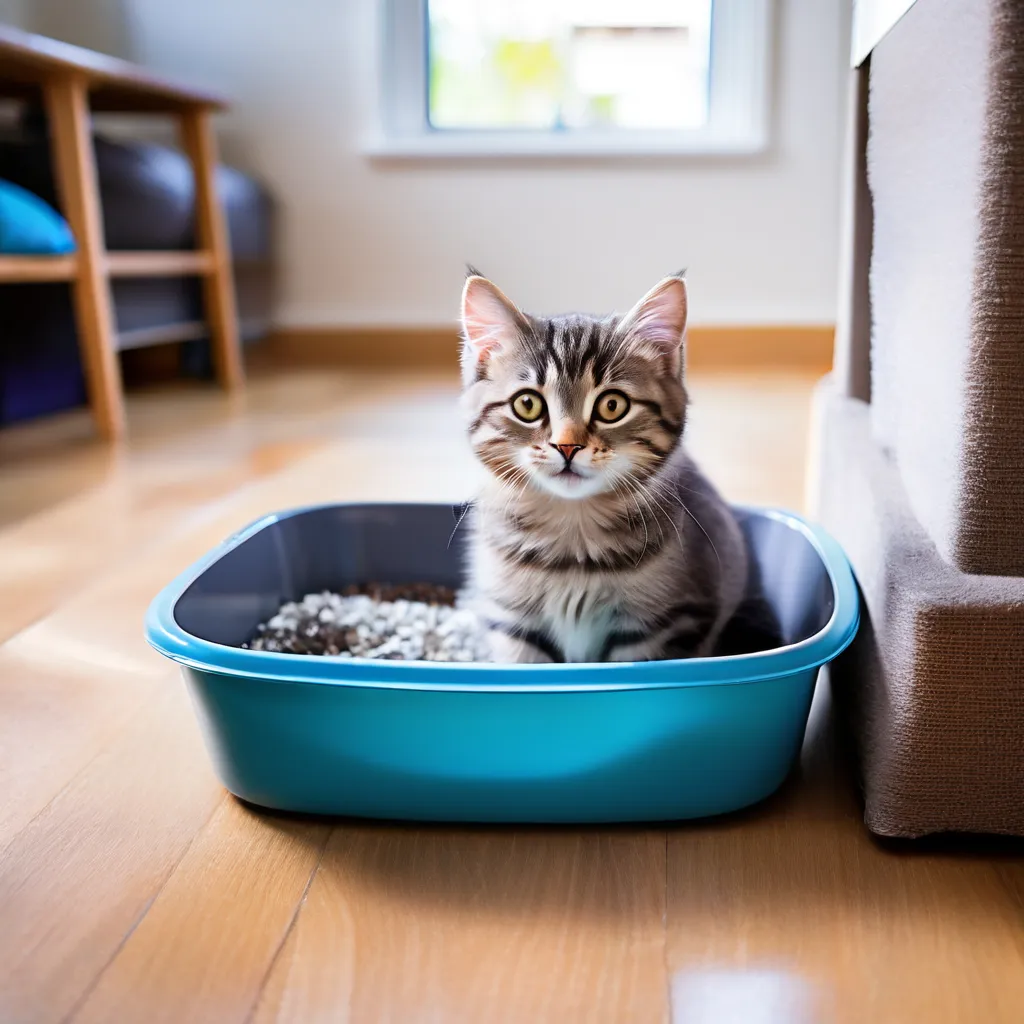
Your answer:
[686,325,834,373]
[253,325,835,375]
[251,328,461,371]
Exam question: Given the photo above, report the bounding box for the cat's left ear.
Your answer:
[618,276,688,377]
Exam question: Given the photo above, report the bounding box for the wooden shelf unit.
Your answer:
[106,251,216,278]
[0,24,244,441]
[0,253,78,282]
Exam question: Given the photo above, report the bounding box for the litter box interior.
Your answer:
[172,503,836,654]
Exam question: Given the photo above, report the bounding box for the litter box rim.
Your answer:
[145,503,859,693]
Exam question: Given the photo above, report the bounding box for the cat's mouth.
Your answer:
[535,462,606,499]
[553,467,588,485]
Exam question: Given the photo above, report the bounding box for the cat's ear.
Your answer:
[460,276,528,379]
[618,276,688,377]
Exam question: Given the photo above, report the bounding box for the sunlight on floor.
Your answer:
[0,365,822,532]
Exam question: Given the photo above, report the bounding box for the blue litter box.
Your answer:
[145,503,859,823]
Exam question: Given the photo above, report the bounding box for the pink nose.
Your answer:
[551,443,584,464]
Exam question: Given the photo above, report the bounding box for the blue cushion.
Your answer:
[0,179,76,255]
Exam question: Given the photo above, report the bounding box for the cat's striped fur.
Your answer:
[460,273,749,664]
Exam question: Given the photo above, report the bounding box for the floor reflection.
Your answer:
[671,966,824,1023]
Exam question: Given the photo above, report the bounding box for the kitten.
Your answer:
[459,272,751,664]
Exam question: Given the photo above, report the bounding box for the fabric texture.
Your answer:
[960,0,1024,574]
[868,0,1024,576]
[813,381,1024,838]
[0,179,75,255]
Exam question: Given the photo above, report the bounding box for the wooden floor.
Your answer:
[1,364,1022,1024]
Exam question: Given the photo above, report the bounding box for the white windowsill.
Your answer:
[363,130,768,161]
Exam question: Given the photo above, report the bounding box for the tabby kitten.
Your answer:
[460,273,750,664]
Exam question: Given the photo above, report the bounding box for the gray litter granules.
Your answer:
[242,584,490,662]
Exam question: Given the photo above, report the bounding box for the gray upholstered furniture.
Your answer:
[814,0,1024,837]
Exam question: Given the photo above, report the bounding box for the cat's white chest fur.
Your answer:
[536,581,617,662]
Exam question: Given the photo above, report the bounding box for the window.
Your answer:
[374,0,772,157]
[428,0,712,132]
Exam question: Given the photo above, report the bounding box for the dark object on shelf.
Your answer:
[0,112,274,425]
[0,281,84,422]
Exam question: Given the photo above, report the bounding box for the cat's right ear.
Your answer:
[460,276,527,380]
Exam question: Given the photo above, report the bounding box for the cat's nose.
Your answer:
[551,443,584,465]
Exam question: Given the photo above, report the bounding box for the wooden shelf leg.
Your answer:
[44,74,126,441]
[178,107,244,392]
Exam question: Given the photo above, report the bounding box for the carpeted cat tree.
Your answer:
[813,0,1024,837]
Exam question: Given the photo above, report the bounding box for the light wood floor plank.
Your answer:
[253,828,669,1024]
[72,803,330,1024]
[0,683,221,1024]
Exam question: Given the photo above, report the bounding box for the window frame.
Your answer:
[370,0,774,159]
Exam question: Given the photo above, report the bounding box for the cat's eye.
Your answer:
[511,390,545,423]
[593,390,630,424]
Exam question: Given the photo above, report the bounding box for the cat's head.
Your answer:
[460,274,688,500]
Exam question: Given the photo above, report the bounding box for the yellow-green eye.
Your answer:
[594,390,630,423]
[511,390,545,423]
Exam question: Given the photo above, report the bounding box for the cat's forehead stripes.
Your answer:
[524,314,622,401]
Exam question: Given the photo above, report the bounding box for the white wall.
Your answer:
[10,0,852,328]
[0,0,29,28]
[30,0,133,57]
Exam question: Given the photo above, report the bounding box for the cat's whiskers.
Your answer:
[615,476,651,566]
[491,464,531,525]
[447,500,474,550]
[608,477,638,531]
[624,477,668,554]
[491,464,529,499]
[633,473,684,553]
[649,475,722,569]
[500,477,529,524]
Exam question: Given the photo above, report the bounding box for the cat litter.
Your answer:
[242,583,490,662]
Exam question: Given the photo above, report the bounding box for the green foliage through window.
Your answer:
[427,0,713,132]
